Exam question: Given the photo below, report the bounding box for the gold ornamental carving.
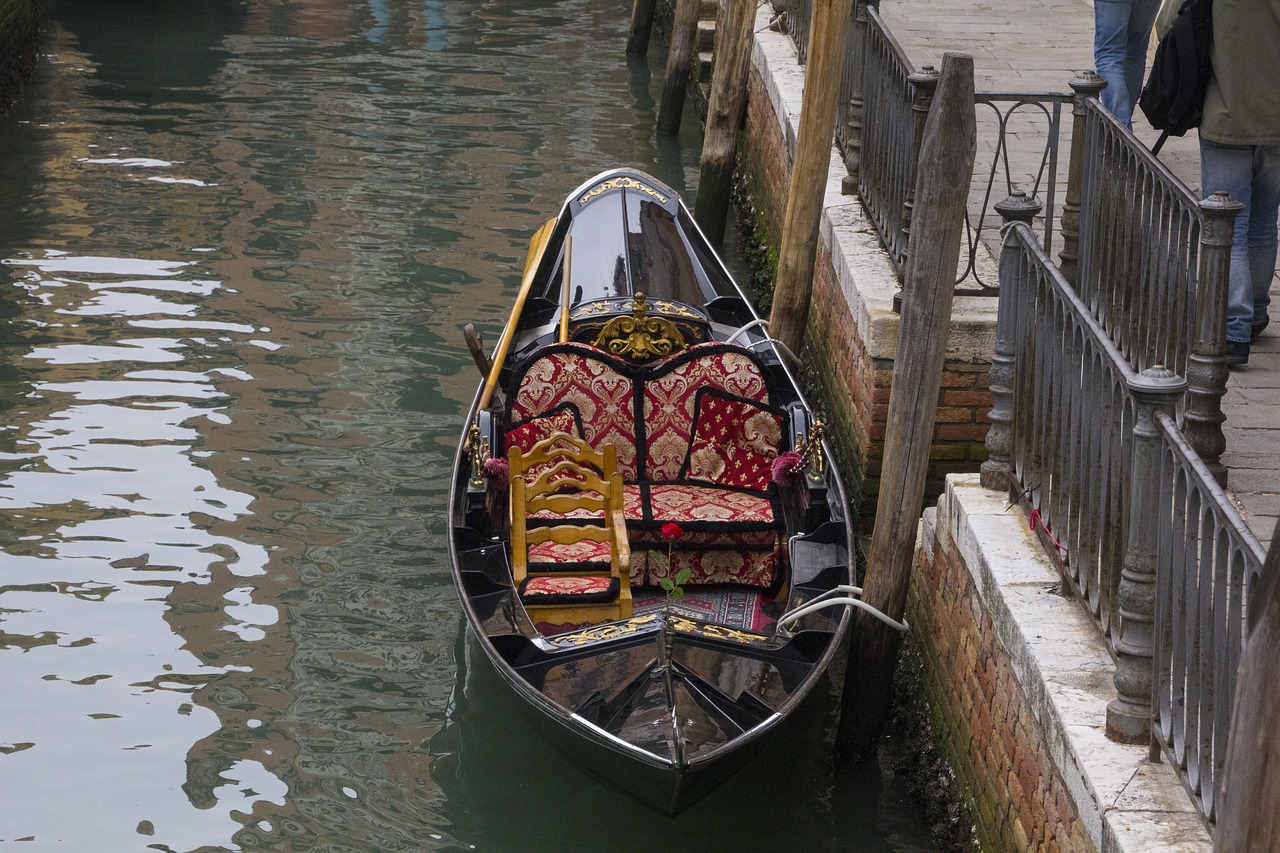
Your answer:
[591,293,687,363]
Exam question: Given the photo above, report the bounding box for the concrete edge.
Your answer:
[926,473,1213,852]
[750,6,997,364]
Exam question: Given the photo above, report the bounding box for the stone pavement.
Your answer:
[880,0,1280,549]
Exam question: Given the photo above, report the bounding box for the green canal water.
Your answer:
[0,1,937,849]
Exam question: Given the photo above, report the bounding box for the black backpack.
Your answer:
[1138,0,1214,155]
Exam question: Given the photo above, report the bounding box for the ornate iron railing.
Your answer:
[986,220,1265,828]
[855,5,926,273]
[780,0,1262,830]
[1071,97,1240,485]
[795,0,1069,297]
[1151,413,1266,824]
[961,93,1069,294]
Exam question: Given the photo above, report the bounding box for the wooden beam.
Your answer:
[694,0,756,244]
[767,0,854,353]
[656,0,703,136]
[835,52,976,761]
[626,0,658,55]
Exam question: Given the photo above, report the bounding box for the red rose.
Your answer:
[660,522,684,541]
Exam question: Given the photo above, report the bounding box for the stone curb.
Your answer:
[926,474,1213,852]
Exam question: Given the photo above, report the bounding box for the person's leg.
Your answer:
[1246,144,1280,335]
[1095,0,1135,124]
[1200,137,1256,348]
[1122,0,1161,124]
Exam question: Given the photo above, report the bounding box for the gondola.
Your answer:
[448,168,859,815]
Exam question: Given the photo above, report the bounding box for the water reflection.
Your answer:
[0,0,931,849]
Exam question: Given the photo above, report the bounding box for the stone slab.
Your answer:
[925,475,1213,853]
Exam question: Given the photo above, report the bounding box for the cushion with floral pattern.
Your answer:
[680,389,785,491]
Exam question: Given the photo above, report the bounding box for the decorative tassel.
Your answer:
[771,450,805,487]
[482,457,509,490]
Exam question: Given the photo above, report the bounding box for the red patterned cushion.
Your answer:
[630,528,777,550]
[505,404,581,456]
[646,548,777,588]
[645,483,776,527]
[643,346,771,481]
[519,575,620,604]
[681,390,784,491]
[528,538,613,569]
[509,346,638,478]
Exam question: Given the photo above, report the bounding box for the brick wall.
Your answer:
[908,515,1093,852]
[0,0,37,116]
[739,63,992,522]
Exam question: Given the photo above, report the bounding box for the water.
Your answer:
[0,1,936,850]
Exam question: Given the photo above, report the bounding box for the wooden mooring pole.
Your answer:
[767,0,853,353]
[1214,520,1280,851]
[835,52,976,761]
[626,0,658,55]
[656,0,702,136]
[693,0,755,244]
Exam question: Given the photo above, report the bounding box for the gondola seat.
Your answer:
[508,434,633,625]
[505,341,788,588]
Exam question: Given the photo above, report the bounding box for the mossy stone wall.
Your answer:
[0,0,38,116]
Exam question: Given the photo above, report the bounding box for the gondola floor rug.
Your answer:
[631,586,777,633]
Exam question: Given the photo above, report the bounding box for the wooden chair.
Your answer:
[508,433,632,626]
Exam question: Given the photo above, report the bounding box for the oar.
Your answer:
[476,217,557,412]
[559,234,573,343]
[463,324,492,376]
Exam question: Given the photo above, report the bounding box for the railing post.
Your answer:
[1058,71,1106,286]
[842,0,871,194]
[1107,365,1186,743]
[901,65,940,258]
[981,192,1043,492]
[892,64,939,312]
[1182,191,1243,487]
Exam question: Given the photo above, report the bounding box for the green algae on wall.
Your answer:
[0,0,38,116]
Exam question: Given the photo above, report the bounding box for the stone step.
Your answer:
[697,19,716,52]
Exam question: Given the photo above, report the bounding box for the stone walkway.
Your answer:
[880,0,1279,549]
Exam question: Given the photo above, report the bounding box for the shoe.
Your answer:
[1251,315,1270,343]
[1226,340,1250,366]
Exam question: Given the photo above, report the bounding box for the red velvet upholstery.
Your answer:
[506,342,787,588]
[682,389,784,491]
[509,344,638,478]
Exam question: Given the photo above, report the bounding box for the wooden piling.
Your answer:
[767,0,854,354]
[626,0,658,55]
[656,0,703,136]
[694,0,756,244]
[1214,520,1280,852]
[835,52,976,761]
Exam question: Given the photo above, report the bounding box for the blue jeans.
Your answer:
[1200,138,1280,343]
[1094,0,1160,128]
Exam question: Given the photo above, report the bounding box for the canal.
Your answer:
[0,1,936,849]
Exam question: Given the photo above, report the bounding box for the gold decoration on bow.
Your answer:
[464,422,490,488]
[591,293,688,363]
[796,419,826,481]
[578,176,669,206]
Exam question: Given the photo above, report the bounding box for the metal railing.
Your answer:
[1151,413,1265,823]
[962,93,1069,293]
[986,219,1266,830]
[854,4,927,273]
[1070,96,1241,485]
[793,0,1070,297]
[777,0,1264,827]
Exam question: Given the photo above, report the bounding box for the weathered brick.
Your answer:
[935,405,975,424]
[938,423,991,441]
[944,388,994,407]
